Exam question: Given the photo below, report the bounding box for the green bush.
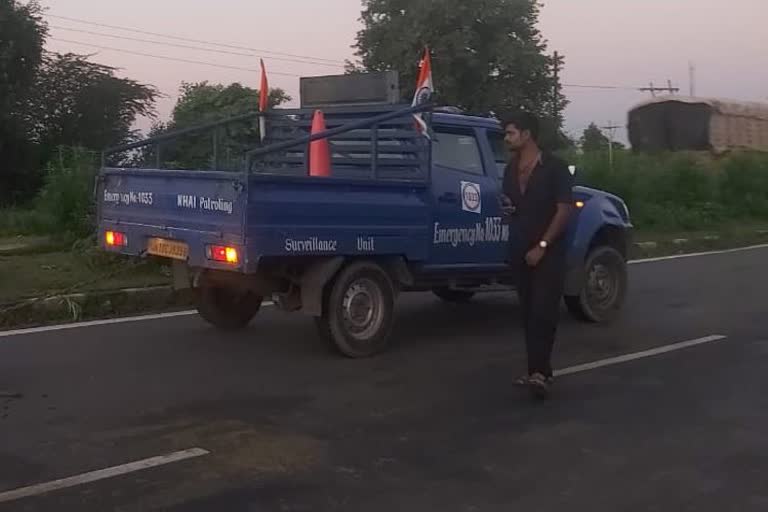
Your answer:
[34,147,99,237]
[719,153,768,218]
[570,149,768,231]
[0,147,98,238]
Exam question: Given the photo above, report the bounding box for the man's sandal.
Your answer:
[528,373,552,399]
[514,375,531,386]
[515,374,554,387]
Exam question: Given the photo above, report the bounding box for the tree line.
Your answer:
[3,0,578,207]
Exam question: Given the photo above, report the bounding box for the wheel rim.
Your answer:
[342,278,384,341]
[586,259,619,312]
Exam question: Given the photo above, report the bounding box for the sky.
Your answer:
[40,0,768,144]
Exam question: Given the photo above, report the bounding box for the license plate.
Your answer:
[146,237,189,260]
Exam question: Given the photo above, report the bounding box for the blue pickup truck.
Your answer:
[97,80,631,358]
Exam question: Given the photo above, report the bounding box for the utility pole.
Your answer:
[667,80,676,95]
[639,80,680,97]
[688,61,696,97]
[601,121,621,171]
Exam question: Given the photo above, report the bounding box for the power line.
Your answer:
[563,83,640,90]
[44,13,346,66]
[49,37,302,77]
[50,25,344,69]
[45,15,662,95]
[48,32,660,96]
[49,40,644,93]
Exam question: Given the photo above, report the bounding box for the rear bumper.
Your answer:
[98,221,250,273]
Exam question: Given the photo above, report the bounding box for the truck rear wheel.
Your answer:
[317,261,395,358]
[565,245,627,323]
[195,278,263,330]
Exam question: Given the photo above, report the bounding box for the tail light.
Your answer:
[207,245,239,264]
[105,231,127,247]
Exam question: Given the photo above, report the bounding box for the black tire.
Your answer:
[433,288,476,303]
[195,278,263,330]
[317,261,396,358]
[565,245,627,323]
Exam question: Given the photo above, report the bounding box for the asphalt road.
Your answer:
[1,247,767,511]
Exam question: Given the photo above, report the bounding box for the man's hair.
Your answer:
[501,111,540,142]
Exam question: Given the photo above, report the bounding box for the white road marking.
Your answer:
[629,243,768,264]
[0,448,209,504]
[0,301,275,339]
[3,242,767,339]
[555,334,727,377]
[0,310,198,339]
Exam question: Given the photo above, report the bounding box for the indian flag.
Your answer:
[412,47,433,138]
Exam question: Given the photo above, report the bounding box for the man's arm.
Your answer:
[542,202,573,245]
[543,160,575,245]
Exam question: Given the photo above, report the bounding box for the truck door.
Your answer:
[429,125,509,267]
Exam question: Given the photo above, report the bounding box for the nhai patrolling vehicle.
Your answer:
[97,72,631,358]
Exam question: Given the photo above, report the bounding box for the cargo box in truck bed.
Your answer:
[97,104,434,272]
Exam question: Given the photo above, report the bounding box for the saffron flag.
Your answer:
[259,59,268,141]
[259,58,269,112]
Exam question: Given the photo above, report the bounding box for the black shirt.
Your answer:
[502,151,574,255]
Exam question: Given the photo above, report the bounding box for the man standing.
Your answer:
[500,111,574,399]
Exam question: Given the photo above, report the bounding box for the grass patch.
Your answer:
[0,246,170,304]
[0,235,70,256]
[0,208,54,238]
[631,221,768,259]
[635,220,768,243]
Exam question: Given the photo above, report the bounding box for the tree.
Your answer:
[25,53,159,157]
[580,122,625,152]
[0,0,47,204]
[0,0,46,117]
[1,3,159,205]
[146,81,290,170]
[349,0,569,147]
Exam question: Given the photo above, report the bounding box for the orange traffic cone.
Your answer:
[309,110,331,177]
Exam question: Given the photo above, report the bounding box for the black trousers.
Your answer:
[517,247,567,378]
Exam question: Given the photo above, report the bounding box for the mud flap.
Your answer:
[172,261,192,290]
[300,257,345,316]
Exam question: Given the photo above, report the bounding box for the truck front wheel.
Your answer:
[316,261,396,358]
[565,245,627,323]
[195,279,263,330]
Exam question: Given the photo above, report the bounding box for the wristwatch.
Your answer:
[538,240,549,249]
